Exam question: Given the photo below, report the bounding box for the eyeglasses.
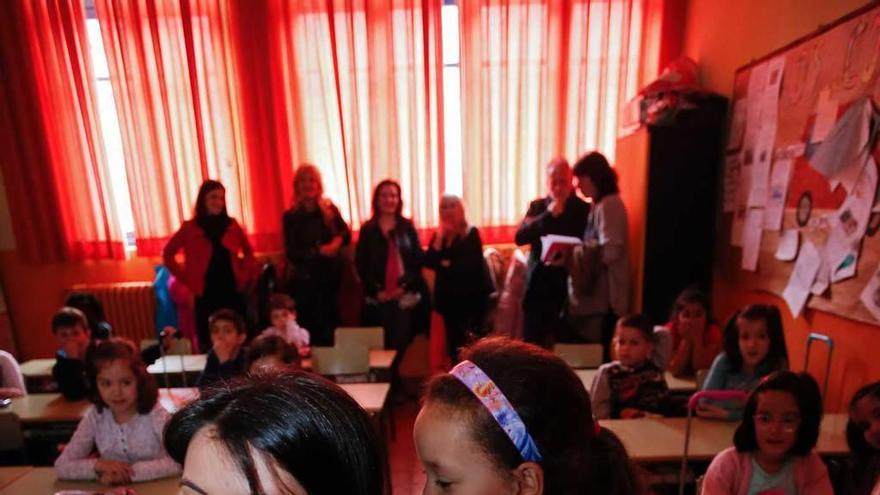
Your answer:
[753,413,800,432]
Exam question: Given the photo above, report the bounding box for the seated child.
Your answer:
[416,336,646,494]
[664,287,722,377]
[699,304,789,420]
[52,307,92,401]
[591,314,674,419]
[245,335,302,374]
[842,381,880,495]
[54,338,180,484]
[197,309,247,389]
[703,371,833,494]
[261,294,310,357]
[0,349,25,399]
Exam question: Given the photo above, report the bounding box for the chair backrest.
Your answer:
[652,325,673,370]
[0,412,24,451]
[695,369,709,390]
[139,337,193,356]
[335,327,384,350]
[310,343,370,376]
[553,343,603,369]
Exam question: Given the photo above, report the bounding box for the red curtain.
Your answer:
[0,0,124,263]
[460,0,647,241]
[95,0,445,254]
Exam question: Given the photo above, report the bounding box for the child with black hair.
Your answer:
[197,309,247,389]
[245,334,302,374]
[591,314,675,419]
[664,287,722,377]
[54,338,179,484]
[415,336,646,495]
[703,371,833,494]
[51,306,92,401]
[699,304,789,420]
[261,293,310,357]
[65,292,112,339]
[841,381,880,495]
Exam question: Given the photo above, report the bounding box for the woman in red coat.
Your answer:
[163,180,256,352]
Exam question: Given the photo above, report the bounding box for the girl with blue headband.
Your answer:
[414,337,645,494]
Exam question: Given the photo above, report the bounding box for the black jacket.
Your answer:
[355,217,425,299]
[424,226,492,314]
[282,204,351,286]
[53,352,89,401]
[514,194,590,306]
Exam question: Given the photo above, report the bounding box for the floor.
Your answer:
[387,399,426,495]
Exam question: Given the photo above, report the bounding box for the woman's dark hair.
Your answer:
[669,286,713,327]
[85,337,158,414]
[721,304,788,372]
[572,151,619,200]
[245,335,301,371]
[164,372,388,495]
[208,309,246,335]
[422,337,644,495]
[194,179,227,219]
[733,371,822,456]
[845,381,880,495]
[370,179,403,219]
[617,313,654,342]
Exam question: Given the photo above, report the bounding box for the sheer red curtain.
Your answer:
[0,0,124,263]
[459,0,646,242]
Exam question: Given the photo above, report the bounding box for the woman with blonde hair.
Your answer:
[282,164,351,346]
[424,194,492,362]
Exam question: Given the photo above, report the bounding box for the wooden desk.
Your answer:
[0,467,32,490]
[576,369,697,393]
[302,349,397,372]
[0,467,179,495]
[600,413,850,463]
[20,359,55,379]
[339,383,390,415]
[8,389,200,425]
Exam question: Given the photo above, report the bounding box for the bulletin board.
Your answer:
[718,1,880,325]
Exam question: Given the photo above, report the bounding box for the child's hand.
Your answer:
[695,403,729,420]
[95,459,133,485]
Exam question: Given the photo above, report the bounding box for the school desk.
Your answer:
[19,358,56,393]
[0,467,179,495]
[0,466,32,490]
[8,389,199,426]
[599,413,850,463]
[575,369,697,393]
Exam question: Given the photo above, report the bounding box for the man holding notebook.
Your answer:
[514,158,589,346]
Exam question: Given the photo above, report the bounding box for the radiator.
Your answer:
[67,282,156,343]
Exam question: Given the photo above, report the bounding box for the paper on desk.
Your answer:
[748,130,775,207]
[810,96,878,193]
[859,263,880,321]
[764,159,793,230]
[775,229,799,261]
[741,208,764,271]
[811,250,830,296]
[811,89,838,144]
[731,162,752,246]
[723,155,740,213]
[782,240,821,318]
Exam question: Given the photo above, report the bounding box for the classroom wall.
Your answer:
[681,0,879,412]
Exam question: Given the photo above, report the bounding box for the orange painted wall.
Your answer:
[681,0,879,411]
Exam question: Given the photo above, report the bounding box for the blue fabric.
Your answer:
[153,265,178,338]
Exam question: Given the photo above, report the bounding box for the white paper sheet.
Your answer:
[782,241,821,318]
[811,250,830,296]
[731,163,752,247]
[829,158,878,244]
[764,159,793,230]
[810,96,876,193]
[741,208,764,271]
[859,264,880,321]
[775,229,799,261]
[811,89,838,144]
[748,131,775,207]
[728,99,747,151]
[760,56,785,125]
[723,155,740,213]
[826,233,860,284]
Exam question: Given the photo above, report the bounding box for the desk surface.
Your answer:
[0,467,32,490]
[576,369,697,393]
[0,467,179,495]
[600,413,849,463]
[20,358,55,378]
[339,383,391,414]
[148,349,398,375]
[8,389,199,425]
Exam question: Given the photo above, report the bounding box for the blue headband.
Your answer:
[450,360,543,462]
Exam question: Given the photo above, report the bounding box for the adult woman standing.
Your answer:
[355,180,429,356]
[163,180,255,352]
[424,194,492,362]
[282,164,351,346]
[567,152,630,361]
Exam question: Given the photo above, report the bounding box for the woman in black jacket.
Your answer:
[355,180,429,355]
[424,194,491,362]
